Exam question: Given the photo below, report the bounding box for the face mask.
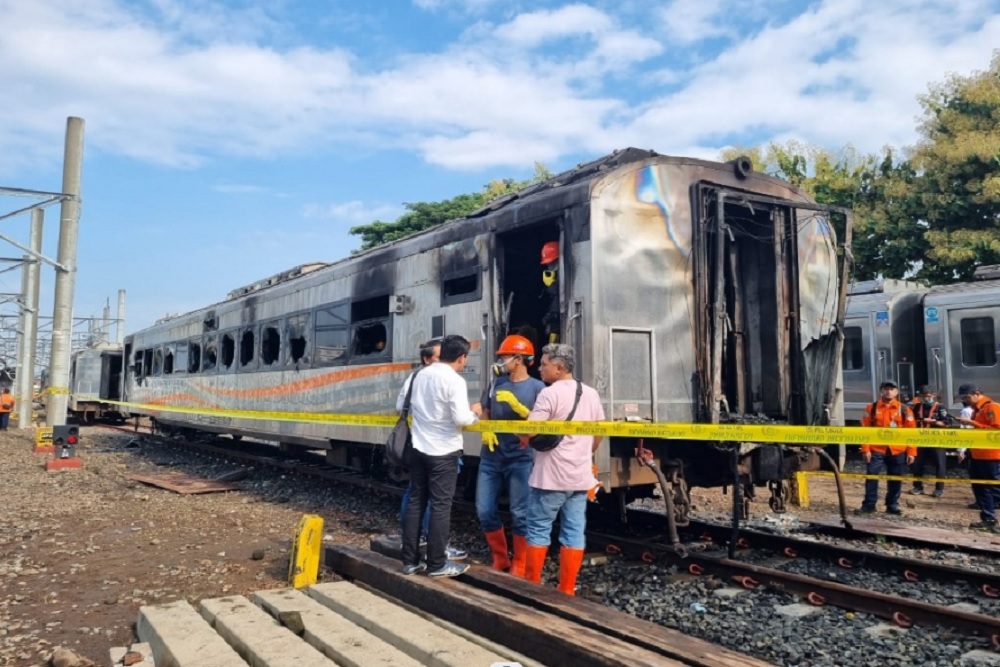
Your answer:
[921,397,935,404]
[542,269,557,287]
[491,357,514,376]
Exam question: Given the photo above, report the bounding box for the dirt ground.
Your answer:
[0,425,989,667]
[0,426,402,667]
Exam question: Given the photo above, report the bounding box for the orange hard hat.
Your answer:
[540,241,559,265]
[496,334,534,357]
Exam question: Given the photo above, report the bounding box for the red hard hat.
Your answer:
[496,334,534,357]
[540,241,559,265]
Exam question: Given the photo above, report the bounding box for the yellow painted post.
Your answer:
[289,514,324,589]
[794,472,809,508]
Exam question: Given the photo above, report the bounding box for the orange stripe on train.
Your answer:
[193,362,412,399]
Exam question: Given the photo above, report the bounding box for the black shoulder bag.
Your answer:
[529,380,583,452]
[385,369,424,467]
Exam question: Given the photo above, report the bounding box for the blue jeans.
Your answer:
[970,459,1000,523]
[862,451,907,510]
[401,457,462,537]
[526,488,587,549]
[476,455,531,536]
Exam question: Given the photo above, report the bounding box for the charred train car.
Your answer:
[122,149,849,511]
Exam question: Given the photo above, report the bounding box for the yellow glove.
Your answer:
[494,390,531,418]
[482,431,500,453]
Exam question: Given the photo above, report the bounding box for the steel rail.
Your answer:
[586,529,1000,643]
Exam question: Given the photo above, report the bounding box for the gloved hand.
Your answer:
[482,431,500,453]
[587,464,601,502]
[494,390,531,418]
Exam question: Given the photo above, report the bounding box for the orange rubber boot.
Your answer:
[524,544,548,584]
[557,546,585,596]
[509,534,528,577]
[484,529,511,571]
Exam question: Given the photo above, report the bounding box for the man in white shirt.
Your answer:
[401,335,482,577]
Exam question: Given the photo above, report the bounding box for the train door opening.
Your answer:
[495,221,561,374]
[695,188,804,423]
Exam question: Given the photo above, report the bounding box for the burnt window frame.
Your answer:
[133,349,144,378]
[187,339,202,374]
[162,345,176,376]
[960,317,997,368]
[842,326,865,371]
[440,241,482,307]
[349,295,392,365]
[202,333,218,373]
[152,348,164,376]
[238,326,257,371]
[171,343,186,375]
[259,320,282,368]
[314,300,351,367]
[219,329,237,373]
[284,310,311,368]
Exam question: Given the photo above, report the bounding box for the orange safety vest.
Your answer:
[0,394,13,412]
[860,399,916,457]
[969,395,1000,460]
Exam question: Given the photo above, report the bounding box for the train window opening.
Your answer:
[144,349,154,377]
[221,333,236,370]
[497,221,561,379]
[152,349,163,376]
[261,324,281,366]
[352,321,388,357]
[843,326,865,370]
[188,341,202,373]
[173,344,186,374]
[240,330,255,368]
[203,335,218,372]
[960,317,997,367]
[133,350,144,378]
[351,296,389,322]
[164,347,176,375]
[286,313,310,365]
[315,302,350,365]
[441,239,482,307]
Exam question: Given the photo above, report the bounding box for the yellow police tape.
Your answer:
[801,470,1000,486]
[99,399,1000,449]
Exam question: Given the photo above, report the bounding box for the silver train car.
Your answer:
[68,342,126,423]
[842,266,1000,422]
[121,149,848,508]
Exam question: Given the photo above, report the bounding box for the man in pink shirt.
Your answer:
[522,344,605,595]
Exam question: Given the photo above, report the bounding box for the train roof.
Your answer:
[136,148,810,332]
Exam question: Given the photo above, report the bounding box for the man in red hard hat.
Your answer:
[477,334,545,575]
[540,241,560,345]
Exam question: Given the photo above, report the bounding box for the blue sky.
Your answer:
[1,0,999,335]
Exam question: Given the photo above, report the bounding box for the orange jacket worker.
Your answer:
[955,383,1000,532]
[856,380,915,516]
[0,387,14,431]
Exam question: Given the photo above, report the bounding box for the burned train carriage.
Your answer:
[123,149,847,510]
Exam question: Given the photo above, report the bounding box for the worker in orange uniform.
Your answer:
[955,383,1000,532]
[0,387,14,430]
[477,335,545,575]
[856,380,916,516]
[539,241,560,345]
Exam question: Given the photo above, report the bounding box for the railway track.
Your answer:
[96,425,1000,654]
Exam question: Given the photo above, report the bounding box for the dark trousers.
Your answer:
[863,451,907,510]
[0,412,10,430]
[401,450,460,572]
[969,459,1000,523]
[912,448,946,492]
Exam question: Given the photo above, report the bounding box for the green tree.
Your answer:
[914,49,1000,282]
[349,162,552,251]
[721,142,921,280]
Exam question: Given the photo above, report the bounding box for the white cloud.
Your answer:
[301,201,403,225]
[0,0,997,177]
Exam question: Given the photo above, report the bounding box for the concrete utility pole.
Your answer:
[45,117,84,427]
[116,289,126,345]
[17,210,43,428]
